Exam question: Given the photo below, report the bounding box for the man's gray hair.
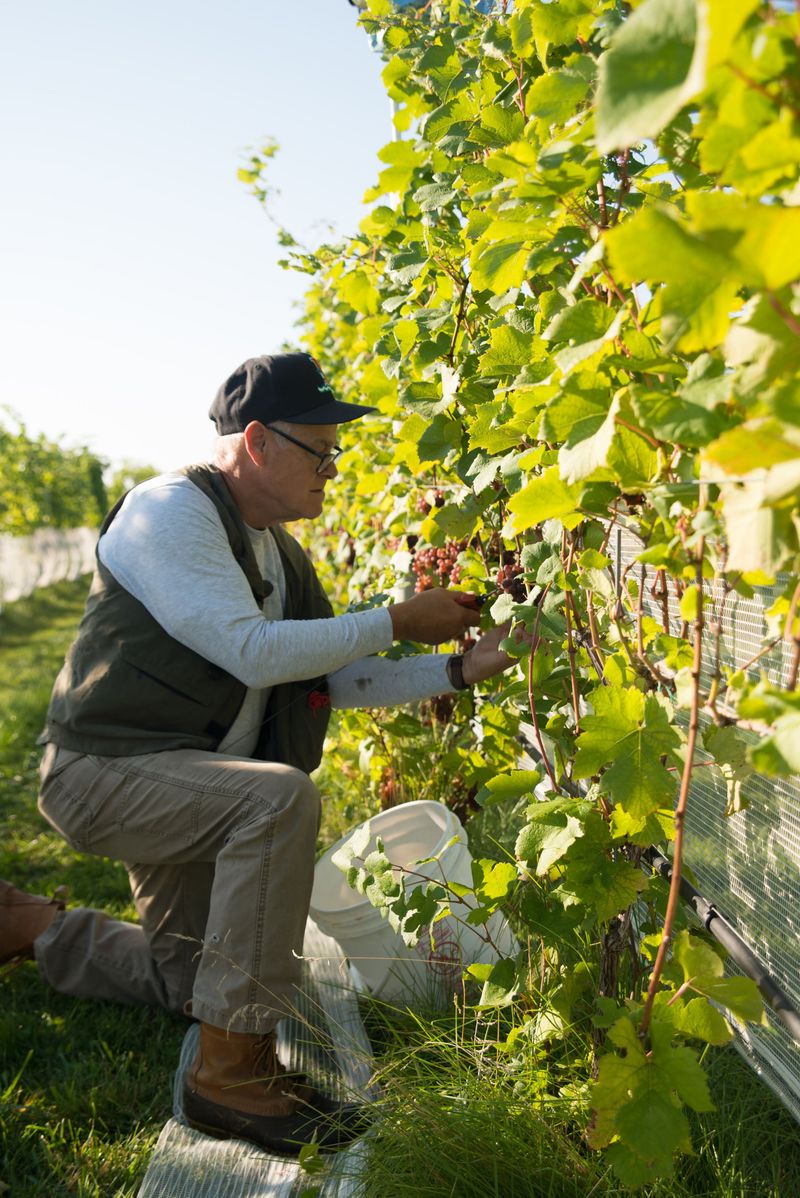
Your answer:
[213,432,245,468]
[213,422,298,469]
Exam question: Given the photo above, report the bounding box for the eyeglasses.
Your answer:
[266,426,343,474]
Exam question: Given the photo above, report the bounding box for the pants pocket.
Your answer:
[38,772,92,853]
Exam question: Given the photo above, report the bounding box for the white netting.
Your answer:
[0,527,96,610]
[138,920,376,1198]
[612,524,800,1121]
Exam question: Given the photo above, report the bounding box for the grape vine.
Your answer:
[245,0,800,1184]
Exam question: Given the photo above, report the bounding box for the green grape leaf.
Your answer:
[576,690,679,823]
[469,237,531,293]
[630,391,723,449]
[469,397,532,453]
[704,420,800,475]
[516,812,585,877]
[478,325,546,375]
[393,318,419,359]
[413,182,458,213]
[679,584,703,622]
[748,713,800,777]
[673,929,723,980]
[672,931,766,1023]
[725,295,798,396]
[543,298,617,345]
[331,821,372,872]
[518,886,583,946]
[605,420,659,488]
[506,466,584,533]
[475,103,526,148]
[398,886,442,947]
[471,859,518,902]
[430,498,484,540]
[719,484,797,575]
[559,395,620,484]
[650,1023,715,1112]
[468,955,521,1007]
[606,206,729,287]
[693,976,767,1025]
[417,415,462,463]
[476,769,542,807]
[526,58,595,130]
[615,1091,693,1160]
[686,191,800,292]
[664,995,733,1046]
[700,0,760,71]
[600,735,678,821]
[703,724,754,815]
[560,844,649,923]
[539,388,609,445]
[573,685,645,777]
[596,0,703,152]
[338,269,380,316]
[604,1140,674,1189]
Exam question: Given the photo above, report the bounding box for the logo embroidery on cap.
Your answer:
[309,355,333,395]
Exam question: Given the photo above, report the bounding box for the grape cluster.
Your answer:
[497,556,527,602]
[446,775,480,825]
[379,768,398,809]
[414,489,445,516]
[411,539,466,592]
[421,693,456,727]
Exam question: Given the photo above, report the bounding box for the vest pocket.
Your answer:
[123,660,207,706]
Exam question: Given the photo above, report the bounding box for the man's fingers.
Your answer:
[452,591,485,612]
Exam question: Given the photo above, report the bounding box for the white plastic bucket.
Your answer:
[310,800,518,1006]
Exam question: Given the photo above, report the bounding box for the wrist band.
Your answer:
[446,653,469,691]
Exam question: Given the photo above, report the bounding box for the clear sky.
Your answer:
[1,1,390,472]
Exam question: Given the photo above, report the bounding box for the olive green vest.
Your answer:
[43,464,333,773]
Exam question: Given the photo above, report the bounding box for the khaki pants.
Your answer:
[36,743,321,1033]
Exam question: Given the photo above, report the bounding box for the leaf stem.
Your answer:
[564,536,582,738]
[637,564,646,658]
[614,416,661,450]
[737,635,782,674]
[448,279,470,367]
[725,62,800,120]
[651,568,671,634]
[597,176,608,228]
[767,292,800,338]
[784,580,800,690]
[586,592,604,673]
[527,583,559,792]
[611,149,631,225]
[640,527,705,1039]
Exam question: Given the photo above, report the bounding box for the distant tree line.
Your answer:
[0,408,153,535]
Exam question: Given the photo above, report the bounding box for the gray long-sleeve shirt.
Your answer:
[98,473,452,756]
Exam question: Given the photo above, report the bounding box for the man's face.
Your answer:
[255,421,340,524]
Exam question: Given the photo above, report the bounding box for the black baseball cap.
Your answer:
[209,353,376,434]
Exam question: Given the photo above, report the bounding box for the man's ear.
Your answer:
[243,421,268,465]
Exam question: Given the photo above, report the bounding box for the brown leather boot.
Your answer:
[0,880,66,965]
[182,1022,369,1155]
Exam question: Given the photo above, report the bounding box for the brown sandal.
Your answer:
[0,880,68,967]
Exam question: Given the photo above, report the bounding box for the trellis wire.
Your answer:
[614,521,800,1121]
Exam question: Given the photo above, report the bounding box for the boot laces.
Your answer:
[251,1033,288,1088]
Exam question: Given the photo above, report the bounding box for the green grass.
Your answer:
[347,1002,800,1198]
[2,580,800,1197]
[0,580,186,1197]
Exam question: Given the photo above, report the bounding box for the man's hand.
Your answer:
[461,622,531,685]
[388,587,479,645]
